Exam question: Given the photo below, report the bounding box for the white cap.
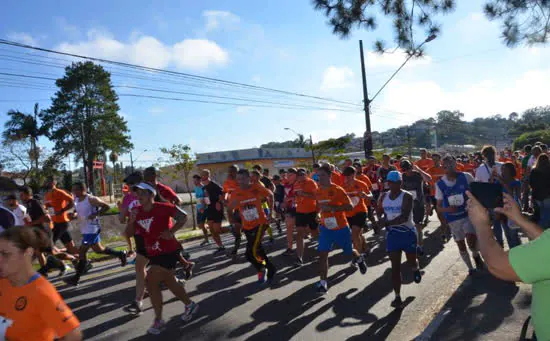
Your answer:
[133,182,157,196]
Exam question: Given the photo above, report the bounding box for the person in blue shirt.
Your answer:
[193,174,210,246]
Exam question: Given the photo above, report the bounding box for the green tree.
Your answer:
[310,135,352,163]
[160,144,198,228]
[42,62,132,193]
[313,0,549,50]
[2,103,46,172]
[513,130,550,150]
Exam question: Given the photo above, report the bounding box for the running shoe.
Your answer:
[184,262,195,280]
[213,246,226,255]
[282,248,294,256]
[357,257,368,275]
[63,275,79,287]
[200,240,210,246]
[315,281,328,295]
[294,257,304,267]
[413,270,422,283]
[181,302,199,322]
[390,296,403,308]
[417,246,425,257]
[125,300,144,315]
[71,259,79,269]
[258,268,268,284]
[83,261,93,275]
[350,257,358,268]
[147,319,166,335]
[473,255,484,270]
[119,250,128,267]
[229,249,238,261]
[58,262,68,277]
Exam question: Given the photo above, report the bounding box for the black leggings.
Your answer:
[244,225,275,275]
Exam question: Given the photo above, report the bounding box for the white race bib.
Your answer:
[243,207,260,222]
[204,197,211,205]
[324,216,338,229]
[48,207,56,216]
[410,191,418,201]
[448,194,464,207]
[371,183,379,191]
[351,197,360,207]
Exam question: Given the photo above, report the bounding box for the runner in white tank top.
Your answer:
[64,182,127,287]
[377,171,422,308]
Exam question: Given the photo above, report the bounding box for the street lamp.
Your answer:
[284,128,315,164]
[360,34,437,158]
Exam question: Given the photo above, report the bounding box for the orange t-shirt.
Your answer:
[499,157,512,163]
[43,188,74,223]
[456,162,465,172]
[462,162,476,175]
[415,158,435,172]
[357,174,373,190]
[223,178,238,201]
[342,179,370,216]
[230,185,271,230]
[427,166,446,196]
[0,276,80,341]
[331,171,344,186]
[316,184,352,230]
[294,177,318,213]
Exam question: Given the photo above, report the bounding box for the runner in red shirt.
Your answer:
[224,165,242,259]
[127,182,199,335]
[294,168,319,265]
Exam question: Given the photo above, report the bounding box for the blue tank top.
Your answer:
[194,186,205,210]
[437,172,469,222]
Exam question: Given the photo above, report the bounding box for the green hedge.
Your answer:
[513,130,550,150]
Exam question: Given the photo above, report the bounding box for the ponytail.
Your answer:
[0,226,52,251]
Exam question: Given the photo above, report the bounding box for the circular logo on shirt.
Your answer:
[15,296,27,311]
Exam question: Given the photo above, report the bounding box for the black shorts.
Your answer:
[347,212,367,228]
[148,251,180,270]
[134,234,147,257]
[295,212,318,230]
[206,206,224,223]
[285,207,296,219]
[413,200,425,225]
[52,222,73,244]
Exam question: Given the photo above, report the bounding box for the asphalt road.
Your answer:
[48,218,527,341]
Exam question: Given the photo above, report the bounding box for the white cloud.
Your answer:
[321,66,354,91]
[203,10,240,32]
[6,32,39,46]
[321,111,339,121]
[366,49,432,69]
[56,31,229,71]
[377,68,550,123]
[55,17,80,38]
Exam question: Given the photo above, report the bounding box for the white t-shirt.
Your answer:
[527,155,536,168]
[435,172,475,201]
[474,162,503,183]
[11,204,28,226]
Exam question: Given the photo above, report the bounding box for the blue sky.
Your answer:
[1,1,549,169]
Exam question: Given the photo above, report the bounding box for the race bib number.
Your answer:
[448,194,464,207]
[243,207,260,222]
[48,207,56,216]
[350,197,360,207]
[410,191,417,201]
[204,197,211,205]
[324,216,338,229]
[371,183,379,191]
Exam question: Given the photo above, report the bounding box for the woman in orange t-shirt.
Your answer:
[0,227,81,341]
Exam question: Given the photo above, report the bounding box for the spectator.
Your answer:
[466,191,548,341]
[494,163,521,248]
[521,144,533,211]
[529,154,550,229]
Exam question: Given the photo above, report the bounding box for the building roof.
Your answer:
[196,148,311,165]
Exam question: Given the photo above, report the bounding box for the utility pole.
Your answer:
[359,40,372,158]
[309,134,316,164]
[130,152,134,173]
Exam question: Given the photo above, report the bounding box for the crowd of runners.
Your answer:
[0,141,549,338]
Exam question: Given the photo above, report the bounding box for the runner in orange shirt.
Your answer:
[43,176,79,256]
[224,165,242,259]
[342,166,370,274]
[426,153,451,242]
[414,149,434,172]
[315,164,366,294]
[0,227,81,341]
[228,169,276,284]
[294,168,319,265]
[354,162,379,229]
[330,164,344,186]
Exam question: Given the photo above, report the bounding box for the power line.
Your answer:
[0,39,361,107]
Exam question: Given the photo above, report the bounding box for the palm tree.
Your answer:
[2,103,45,171]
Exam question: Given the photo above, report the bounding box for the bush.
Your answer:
[513,130,550,150]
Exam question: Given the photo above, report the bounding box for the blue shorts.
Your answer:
[317,226,353,255]
[197,210,206,224]
[82,233,101,246]
[386,226,417,254]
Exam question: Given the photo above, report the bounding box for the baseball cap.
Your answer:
[133,182,157,196]
[400,160,412,170]
[387,171,402,182]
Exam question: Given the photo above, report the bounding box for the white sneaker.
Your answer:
[147,319,166,335]
[181,302,199,322]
